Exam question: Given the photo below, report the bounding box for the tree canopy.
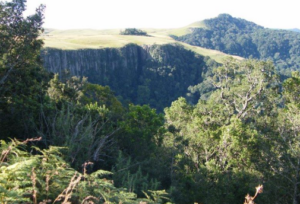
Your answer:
[174,14,300,76]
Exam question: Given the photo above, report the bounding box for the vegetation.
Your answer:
[120,28,148,36]
[0,0,49,139]
[2,1,300,204]
[42,44,219,112]
[0,1,165,203]
[174,14,300,76]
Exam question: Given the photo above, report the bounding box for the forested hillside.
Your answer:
[173,14,300,76]
[2,1,300,204]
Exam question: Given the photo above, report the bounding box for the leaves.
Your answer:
[0,0,50,139]
[0,139,160,203]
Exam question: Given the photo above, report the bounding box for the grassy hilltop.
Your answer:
[41,26,242,63]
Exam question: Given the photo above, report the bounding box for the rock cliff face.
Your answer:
[42,43,211,110]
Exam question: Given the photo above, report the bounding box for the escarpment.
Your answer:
[42,43,213,111]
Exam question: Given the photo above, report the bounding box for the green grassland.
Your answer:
[166,20,207,36]
[42,23,242,63]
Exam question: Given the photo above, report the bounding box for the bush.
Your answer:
[120,28,148,36]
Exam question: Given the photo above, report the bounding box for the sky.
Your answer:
[21,0,300,30]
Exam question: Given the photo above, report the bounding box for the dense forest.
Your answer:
[173,14,300,76]
[1,1,300,204]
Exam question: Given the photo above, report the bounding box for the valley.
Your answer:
[2,2,300,203]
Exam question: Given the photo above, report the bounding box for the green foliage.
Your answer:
[0,0,50,139]
[80,82,124,114]
[42,73,125,169]
[48,71,87,103]
[39,101,120,169]
[0,139,160,204]
[143,190,170,204]
[118,104,164,160]
[120,28,148,36]
[269,71,300,204]
[162,59,280,203]
[115,105,170,199]
[0,139,75,203]
[164,99,264,203]
[175,14,300,75]
[208,58,279,119]
[112,151,160,197]
[2,1,300,202]
[0,1,171,203]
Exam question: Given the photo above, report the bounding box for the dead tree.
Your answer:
[244,185,263,204]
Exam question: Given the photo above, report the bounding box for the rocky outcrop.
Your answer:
[42,43,211,110]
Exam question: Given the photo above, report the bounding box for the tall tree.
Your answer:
[163,59,279,203]
[209,58,278,120]
[0,0,48,139]
[272,71,300,204]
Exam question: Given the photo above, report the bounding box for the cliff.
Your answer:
[42,43,214,111]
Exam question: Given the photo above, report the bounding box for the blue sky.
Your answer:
[22,0,300,30]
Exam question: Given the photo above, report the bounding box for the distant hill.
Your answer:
[173,14,300,76]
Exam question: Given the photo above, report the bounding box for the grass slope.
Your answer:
[41,26,242,63]
[166,20,207,36]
